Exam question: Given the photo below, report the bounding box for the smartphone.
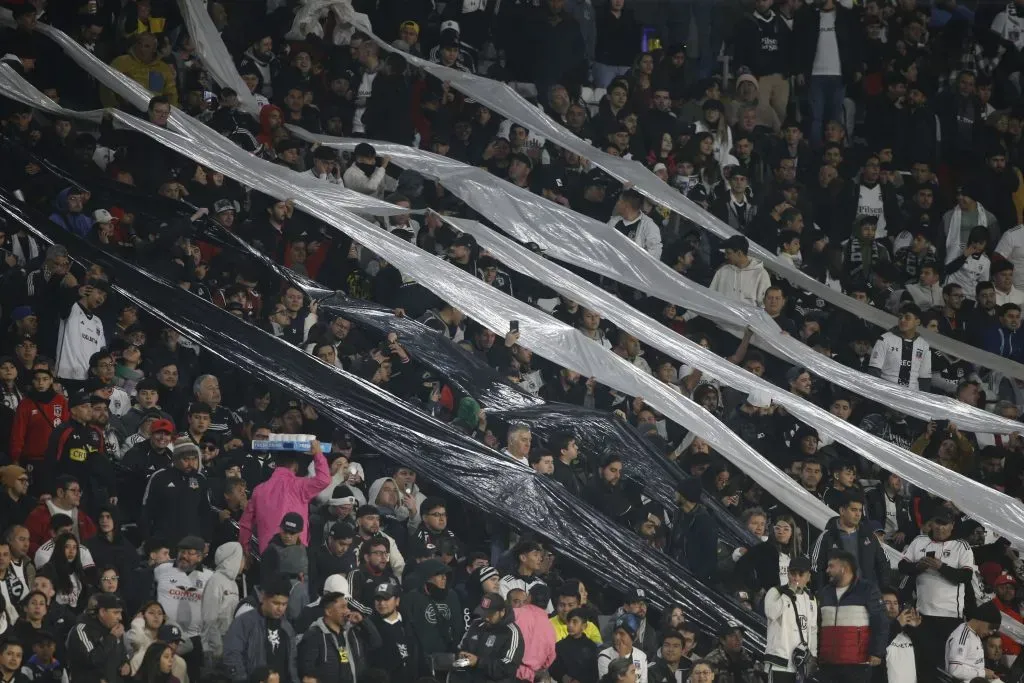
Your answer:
[926,551,935,558]
[509,320,519,334]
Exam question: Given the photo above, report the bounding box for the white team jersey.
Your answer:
[56,302,106,381]
[155,562,213,639]
[945,254,991,301]
[34,540,95,569]
[996,225,1024,290]
[945,622,985,681]
[598,647,648,683]
[868,332,932,391]
[903,535,974,618]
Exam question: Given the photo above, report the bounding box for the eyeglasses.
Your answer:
[101,575,119,582]
[425,512,447,518]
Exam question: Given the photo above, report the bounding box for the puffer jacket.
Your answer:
[816,578,888,666]
[202,541,243,659]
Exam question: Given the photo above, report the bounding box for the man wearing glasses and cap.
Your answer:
[369,580,419,682]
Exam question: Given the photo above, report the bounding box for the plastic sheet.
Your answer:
[0,191,767,649]
[10,67,1024,555]
[173,0,261,116]
[324,7,1024,382]
[289,128,1023,436]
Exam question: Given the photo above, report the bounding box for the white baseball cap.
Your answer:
[92,209,113,224]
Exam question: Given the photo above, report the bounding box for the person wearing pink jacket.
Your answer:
[238,440,331,555]
[512,587,557,683]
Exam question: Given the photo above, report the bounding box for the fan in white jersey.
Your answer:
[154,535,212,647]
[945,602,1002,681]
[868,303,932,391]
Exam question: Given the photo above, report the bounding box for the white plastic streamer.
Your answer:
[288,128,1022,436]
[14,0,1024,642]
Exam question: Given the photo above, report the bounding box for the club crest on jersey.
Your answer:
[486,636,496,647]
[189,477,199,489]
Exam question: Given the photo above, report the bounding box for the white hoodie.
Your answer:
[709,257,772,306]
[201,542,243,659]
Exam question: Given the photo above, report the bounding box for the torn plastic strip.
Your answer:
[288,127,1022,436]
[0,191,769,649]
[8,69,1024,558]
[271,0,1024,382]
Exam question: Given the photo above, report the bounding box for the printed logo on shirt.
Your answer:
[69,448,87,462]
[338,646,349,663]
[486,636,496,647]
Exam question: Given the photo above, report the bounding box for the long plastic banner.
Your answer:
[288,128,1021,435]
[10,63,1024,555]
[0,191,767,647]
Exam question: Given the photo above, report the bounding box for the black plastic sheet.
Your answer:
[0,191,767,649]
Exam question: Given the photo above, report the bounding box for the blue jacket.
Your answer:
[48,188,92,238]
[981,323,1024,362]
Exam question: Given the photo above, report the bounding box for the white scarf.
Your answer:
[945,202,988,264]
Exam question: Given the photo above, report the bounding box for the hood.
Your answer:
[453,396,481,429]
[258,104,284,144]
[215,541,243,579]
[368,477,400,509]
[53,187,77,213]
[754,8,775,22]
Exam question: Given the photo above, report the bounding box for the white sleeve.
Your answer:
[996,230,1015,259]
[868,338,887,370]
[919,342,932,381]
[992,11,1009,38]
[903,537,924,562]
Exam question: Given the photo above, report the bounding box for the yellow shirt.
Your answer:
[550,615,603,643]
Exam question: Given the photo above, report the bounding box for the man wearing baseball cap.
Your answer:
[368,580,419,682]
[451,593,524,683]
[66,592,129,683]
[899,508,976,677]
[763,556,818,679]
[704,621,756,682]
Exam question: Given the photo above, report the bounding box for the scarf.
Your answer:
[945,202,988,263]
[844,235,884,279]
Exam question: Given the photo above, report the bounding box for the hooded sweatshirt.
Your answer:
[257,104,284,147]
[10,387,67,463]
[202,541,243,659]
[709,257,772,307]
[513,604,557,683]
[48,188,92,238]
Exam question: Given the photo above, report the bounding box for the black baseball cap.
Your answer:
[281,512,304,533]
[474,592,506,617]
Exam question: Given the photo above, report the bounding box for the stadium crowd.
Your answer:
[6,0,1024,682]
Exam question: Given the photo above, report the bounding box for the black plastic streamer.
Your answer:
[0,192,766,648]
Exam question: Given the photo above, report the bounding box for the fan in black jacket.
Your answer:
[369,581,420,683]
[451,593,525,683]
[551,608,599,683]
[65,593,129,683]
[864,471,918,549]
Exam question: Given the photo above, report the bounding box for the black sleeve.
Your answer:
[937,564,972,584]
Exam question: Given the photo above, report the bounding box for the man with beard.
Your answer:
[140,436,210,542]
[816,550,887,682]
[452,593,525,683]
[582,455,642,528]
[42,391,113,515]
[354,505,406,579]
[348,537,397,605]
[401,559,465,673]
[86,393,119,462]
[155,535,213,682]
[369,581,419,683]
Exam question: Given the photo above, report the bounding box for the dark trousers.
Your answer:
[916,614,961,680]
[816,663,872,682]
[766,669,797,682]
[183,635,203,683]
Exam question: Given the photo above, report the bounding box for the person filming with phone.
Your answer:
[898,508,976,681]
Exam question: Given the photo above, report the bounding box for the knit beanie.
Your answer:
[0,465,26,489]
[172,437,201,460]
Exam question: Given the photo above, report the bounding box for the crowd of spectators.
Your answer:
[5,0,1024,682]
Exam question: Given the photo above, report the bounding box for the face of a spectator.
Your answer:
[882,593,900,618]
[801,462,822,489]
[990,153,1007,173]
[997,582,1017,603]
[608,86,628,110]
[746,514,766,537]
[359,513,380,536]
[776,158,796,182]
[556,594,579,620]
[1002,307,1022,331]
[897,311,919,336]
[533,455,554,474]
[763,288,785,315]
[839,501,863,528]
[135,34,158,62]
[601,460,622,485]
[790,372,811,396]
[996,268,1015,292]
[261,593,289,620]
[423,505,447,532]
[944,287,965,311]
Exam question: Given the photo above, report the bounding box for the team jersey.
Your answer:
[945,622,984,681]
[868,332,931,390]
[155,561,213,639]
[55,302,106,381]
[903,535,974,618]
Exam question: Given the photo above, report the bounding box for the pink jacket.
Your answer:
[238,451,330,553]
[513,604,557,682]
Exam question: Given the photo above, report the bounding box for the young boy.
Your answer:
[24,633,63,682]
[778,230,803,268]
[551,608,600,683]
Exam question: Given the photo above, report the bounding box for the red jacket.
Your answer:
[10,392,68,463]
[995,596,1023,655]
[25,502,97,556]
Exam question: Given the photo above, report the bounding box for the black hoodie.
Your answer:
[84,505,137,579]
